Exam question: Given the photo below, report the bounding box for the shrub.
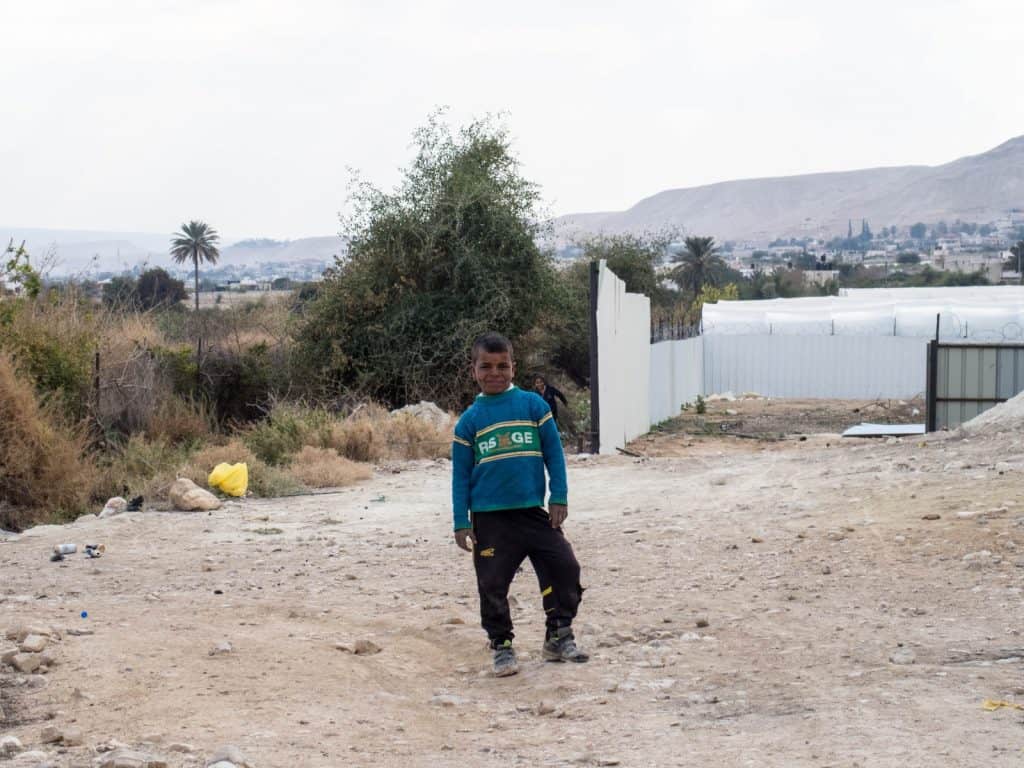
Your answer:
[0,353,96,529]
[134,268,188,310]
[147,396,215,445]
[242,402,330,465]
[202,343,291,424]
[94,434,192,503]
[0,294,98,420]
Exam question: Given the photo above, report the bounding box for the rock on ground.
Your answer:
[206,745,252,767]
[168,479,222,512]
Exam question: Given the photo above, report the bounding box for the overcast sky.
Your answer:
[3,0,1022,241]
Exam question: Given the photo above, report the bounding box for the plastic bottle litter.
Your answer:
[51,543,77,562]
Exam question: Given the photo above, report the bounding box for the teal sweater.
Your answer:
[451,386,568,530]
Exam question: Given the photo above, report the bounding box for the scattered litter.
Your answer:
[706,392,737,402]
[51,543,77,560]
[208,641,234,656]
[125,495,144,512]
[370,495,386,503]
[84,543,105,558]
[982,699,1024,712]
[99,497,127,518]
[208,463,249,497]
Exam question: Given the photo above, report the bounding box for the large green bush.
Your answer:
[298,113,560,410]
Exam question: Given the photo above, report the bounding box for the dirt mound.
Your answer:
[960,389,1024,435]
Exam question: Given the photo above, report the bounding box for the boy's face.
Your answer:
[473,350,515,395]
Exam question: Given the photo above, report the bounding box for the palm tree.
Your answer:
[671,236,726,297]
[170,220,221,311]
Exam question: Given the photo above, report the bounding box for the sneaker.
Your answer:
[492,639,519,677]
[542,627,590,663]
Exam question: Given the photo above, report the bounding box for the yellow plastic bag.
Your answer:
[208,462,249,497]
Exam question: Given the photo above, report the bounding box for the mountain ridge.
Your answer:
[0,227,344,275]
[555,135,1024,243]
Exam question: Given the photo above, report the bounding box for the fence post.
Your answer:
[93,349,100,411]
[588,261,601,454]
[926,339,938,432]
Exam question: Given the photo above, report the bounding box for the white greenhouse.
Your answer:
[701,286,1024,343]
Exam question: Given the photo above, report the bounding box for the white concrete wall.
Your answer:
[596,265,927,453]
[596,262,651,454]
[703,335,928,399]
[649,337,704,425]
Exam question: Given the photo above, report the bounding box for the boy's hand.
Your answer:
[549,503,568,529]
[454,528,477,552]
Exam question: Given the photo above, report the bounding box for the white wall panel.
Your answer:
[649,337,704,425]
[596,262,651,454]
[703,335,928,399]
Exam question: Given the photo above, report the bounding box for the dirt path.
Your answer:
[2,422,1023,767]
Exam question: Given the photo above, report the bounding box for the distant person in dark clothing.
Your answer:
[532,375,568,427]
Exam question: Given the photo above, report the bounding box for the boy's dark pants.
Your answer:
[472,507,583,646]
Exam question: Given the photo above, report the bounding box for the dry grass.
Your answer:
[95,311,173,434]
[106,311,170,348]
[326,416,380,462]
[286,446,372,488]
[377,412,453,460]
[0,353,96,529]
[326,404,453,462]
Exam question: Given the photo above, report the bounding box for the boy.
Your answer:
[532,374,569,427]
[452,332,588,677]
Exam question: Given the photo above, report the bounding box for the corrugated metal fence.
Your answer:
[927,343,1024,430]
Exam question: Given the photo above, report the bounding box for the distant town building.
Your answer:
[802,270,839,287]
[938,254,1002,283]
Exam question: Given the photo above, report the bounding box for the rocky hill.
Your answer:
[556,135,1024,243]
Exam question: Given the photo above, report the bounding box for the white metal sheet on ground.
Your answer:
[842,423,926,437]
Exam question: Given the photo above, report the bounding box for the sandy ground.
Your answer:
[2,402,1024,767]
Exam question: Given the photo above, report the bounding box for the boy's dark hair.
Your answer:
[471,332,514,362]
